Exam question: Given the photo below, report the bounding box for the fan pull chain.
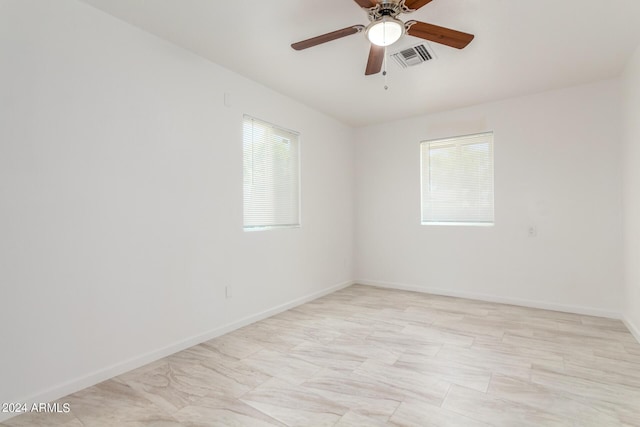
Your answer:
[383,46,389,90]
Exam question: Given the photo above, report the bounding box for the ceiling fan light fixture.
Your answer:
[366,17,404,47]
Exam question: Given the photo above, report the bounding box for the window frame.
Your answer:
[242,115,301,232]
[420,131,495,227]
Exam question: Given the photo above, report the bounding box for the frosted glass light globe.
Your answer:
[367,17,404,47]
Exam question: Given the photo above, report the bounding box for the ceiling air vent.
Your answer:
[391,43,436,68]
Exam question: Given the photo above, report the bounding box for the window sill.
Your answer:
[243,225,301,232]
[421,222,494,227]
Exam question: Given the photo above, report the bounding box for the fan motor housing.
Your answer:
[367,2,403,22]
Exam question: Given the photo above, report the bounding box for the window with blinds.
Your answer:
[243,116,300,230]
[420,132,494,225]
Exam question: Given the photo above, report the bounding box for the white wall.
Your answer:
[355,80,623,316]
[0,0,354,412]
[622,44,640,340]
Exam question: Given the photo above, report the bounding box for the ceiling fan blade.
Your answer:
[365,44,384,75]
[402,0,434,12]
[291,25,365,50]
[353,0,378,8]
[406,21,474,49]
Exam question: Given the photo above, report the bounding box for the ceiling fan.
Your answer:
[291,0,474,76]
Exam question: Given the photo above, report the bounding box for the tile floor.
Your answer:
[3,284,640,426]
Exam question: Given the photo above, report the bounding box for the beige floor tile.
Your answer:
[389,400,490,427]
[442,384,571,426]
[172,395,285,427]
[488,374,621,426]
[64,379,180,426]
[301,368,401,421]
[0,410,83,427]
[352,359,451,406]
[334,410,390,426]
[240,378,346,426]
[5,285,640,426]
[237,348,322,385]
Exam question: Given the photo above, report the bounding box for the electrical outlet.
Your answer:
[528,225,537,237]
[225,285,232,299]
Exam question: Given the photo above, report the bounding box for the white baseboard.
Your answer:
[357,279,621,319]
[623,316,640,344]
[0,280,353,423]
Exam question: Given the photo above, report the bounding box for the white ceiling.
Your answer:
[80,0,640,127]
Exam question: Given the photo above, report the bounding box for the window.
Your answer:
[420,132,494,225]
[243,115,300,230]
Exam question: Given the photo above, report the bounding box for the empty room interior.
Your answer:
[3,0,640,425]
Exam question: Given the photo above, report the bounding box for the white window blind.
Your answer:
[243,115,300,230]
[421,132,494,225]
